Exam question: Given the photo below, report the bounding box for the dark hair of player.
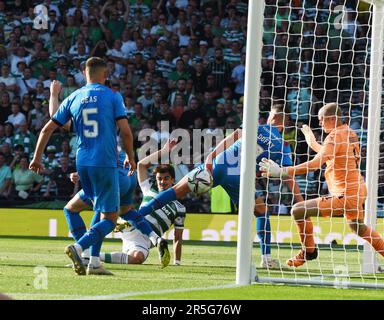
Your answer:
[153,164,175,180]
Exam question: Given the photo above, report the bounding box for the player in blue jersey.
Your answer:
[30,57,136,276]
[46,79,170,272]
[65,151,137,265]
[248,104,304,267]
[121,103,303,268]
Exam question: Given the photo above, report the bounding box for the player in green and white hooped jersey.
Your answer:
[101,139,186,265]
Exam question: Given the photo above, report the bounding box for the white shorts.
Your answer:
[121,228,152,261]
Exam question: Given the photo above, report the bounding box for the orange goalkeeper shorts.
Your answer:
[316,193,366,221]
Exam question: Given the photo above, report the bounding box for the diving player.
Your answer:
[121,104,303,268]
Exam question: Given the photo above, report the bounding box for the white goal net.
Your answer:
[244,0,384,289]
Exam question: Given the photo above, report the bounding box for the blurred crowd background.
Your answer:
[0,0,383,214]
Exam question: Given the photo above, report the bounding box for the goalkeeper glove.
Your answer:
[259,158,289,178]
[301,125,317,148]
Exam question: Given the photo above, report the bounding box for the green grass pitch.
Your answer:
[1,237,384,300]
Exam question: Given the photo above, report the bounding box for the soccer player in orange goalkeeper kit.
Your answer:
[260,103,384,267]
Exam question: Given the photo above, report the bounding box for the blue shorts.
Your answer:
[77,189,93,207]
[119,171,137,206]
[77,166,119,213]
[203,159,263,206]
[77,169,137,208]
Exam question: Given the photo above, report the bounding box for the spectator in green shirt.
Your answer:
[12,121,36,155]
[168,59,191,88]
[30,50,55,79]
[12,155,43,199]
[128,102,148,133]
[88,16,104,47]
[103,8,126,41]
[64,15,80,45]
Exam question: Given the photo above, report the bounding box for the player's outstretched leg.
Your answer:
[350,221,384,258]
[361,227,384,256]
[87,263,113,275]
[63,207,90,268]
[87,240,113,276]
[256,213,280,269]
[114,216,131,232]
[287,200,318,267]
[64,208,87,241]
[77,219,115,250]
[119,209,170,267]
[287,247,318,268]
[287,218,317,267]
[157,237,170,268]
[65,211,101,269]
[82,210,101,264]
[64,244,86,275]
[254,197,281,269]
[65,218,115,275]
[136,188,177,217]
[87,212,113,275]
[101,252,130,264]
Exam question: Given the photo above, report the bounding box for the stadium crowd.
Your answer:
[0,0,382,212]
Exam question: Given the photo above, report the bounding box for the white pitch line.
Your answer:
[7,283,240,300]
[77,283,240,300]
[6,292,84,299]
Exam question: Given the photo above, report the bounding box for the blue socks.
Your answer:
[133,215,154,236]
[64,208,86,241]
[256,213,271,256]
[120,209,139,222]
[77,219,115,251]
[137,188,177,216]
[64,208,105,258]
[90,211,100,227]
[121,209,154,236]
[89,211,102,257]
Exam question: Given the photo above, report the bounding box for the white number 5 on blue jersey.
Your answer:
[83,108,98,138]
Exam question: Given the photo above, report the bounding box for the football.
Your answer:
[187,168,213,195]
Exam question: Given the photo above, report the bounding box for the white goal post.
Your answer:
[236,0,264,286]
[363,0,384,275]
[237,0,384,289]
